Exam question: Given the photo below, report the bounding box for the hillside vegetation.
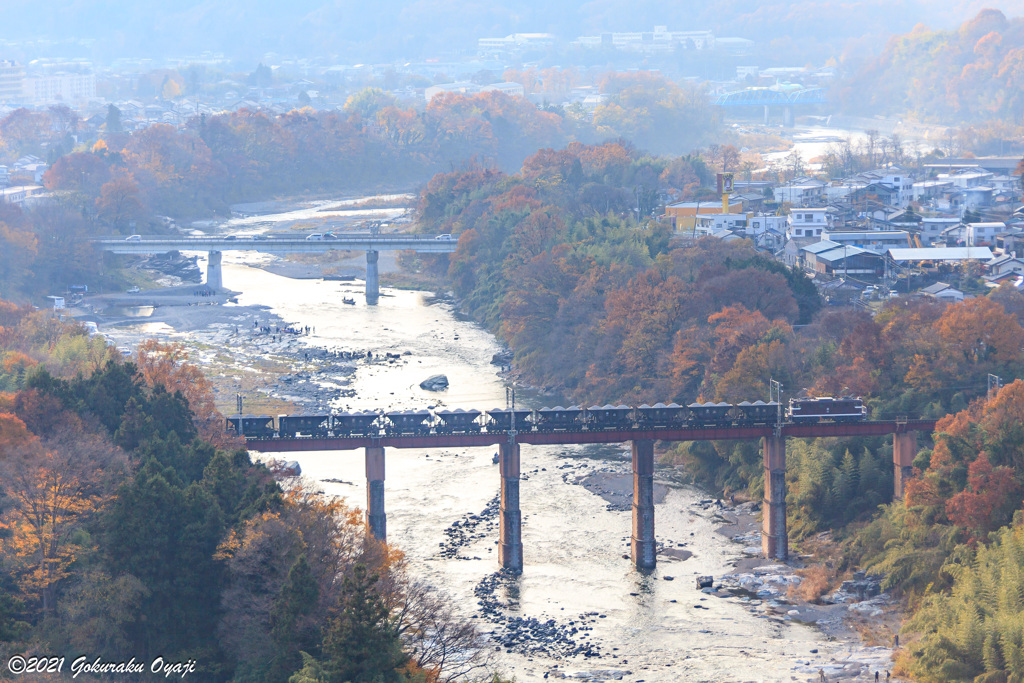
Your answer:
[415,143,1024,680]
[837,9,1024,123]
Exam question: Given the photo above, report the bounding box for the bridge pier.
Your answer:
[630,440,656,570]
[498,442,523,572]
[761,435,788,560]
[783,106,793,128]
[893,432,918,500]
[206,250,223,291]
[365,446,386,541]
[764,105,770,126]
[365,250,379,305]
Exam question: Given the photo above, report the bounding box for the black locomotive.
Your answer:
[228,396,864,439]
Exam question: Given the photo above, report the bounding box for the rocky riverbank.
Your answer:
[709,500,907,681]
[81,260,907,682]
[76,282,409,416]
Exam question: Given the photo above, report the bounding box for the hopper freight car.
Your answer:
[635,403,688,429]
[332,411,381,436]
[736,400,781,423]
[226,414,276,439]
[586,404,634,430]
[385,409,433,434]
[434,409,482,433]
[532,406,584,431]
[278,414,331,438]
[687,402,733,424]
[485,408,533,432]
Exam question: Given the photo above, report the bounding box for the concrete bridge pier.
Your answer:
[893,431,918,500]
[763,105,770,125]
[761,435,788,560]
[206,250,223,291]
[498,441,523,572]
[630,439,656,569]
[365,446,386,541]
[783,106,794,128]
[365,250,380,305]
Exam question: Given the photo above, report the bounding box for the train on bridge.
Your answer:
[227,397,866,439]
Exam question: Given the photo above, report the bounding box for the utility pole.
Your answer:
[236,393,244,436]
[506,387,518,444]
[988,374,1002,405]
[770,378,784,437]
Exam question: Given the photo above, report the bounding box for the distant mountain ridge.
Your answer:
[1,0,1020,64]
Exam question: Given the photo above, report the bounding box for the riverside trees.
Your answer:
[0,304,495,682]
[415,144,1024,679]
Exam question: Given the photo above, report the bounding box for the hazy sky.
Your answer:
[2,0,1021,64]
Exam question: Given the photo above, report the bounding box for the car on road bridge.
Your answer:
[435,233,454,240]
[323,232,339,239]
[125,234,141,241]
[306,233,324,241]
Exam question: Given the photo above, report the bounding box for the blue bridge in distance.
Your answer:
[710,87,829,126]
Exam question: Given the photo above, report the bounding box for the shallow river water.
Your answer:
[91,192,869,681]
[201,260,845,683]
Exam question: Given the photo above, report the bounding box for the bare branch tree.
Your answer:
[390,579,497,683]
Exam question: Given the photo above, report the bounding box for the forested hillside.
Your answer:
[836,9,1024,122]
[0,89,717,302]
[0,302,497,682]
[416,143,1024,679]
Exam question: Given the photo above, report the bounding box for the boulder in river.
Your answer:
[420,374,449,391]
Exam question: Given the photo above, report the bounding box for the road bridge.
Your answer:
[246,418,935,573]
[93,234,458,304]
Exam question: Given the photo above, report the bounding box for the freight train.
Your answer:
[226,397,866,439]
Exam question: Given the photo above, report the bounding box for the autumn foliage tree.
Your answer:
[134,339,235,447]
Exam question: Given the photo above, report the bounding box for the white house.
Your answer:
[966,222,1005,246]
[919,282,965,302]
[788,207,831,239]
[745,214,788,237]
[822,230,911,253]
[920,217,960,245]
[986,253,1024,279]
[480,82,525,96]
[695,213,748,234]
[937,168,994,189]
[424,82,479,102]
[913,179,954,203]
[775,179,826,207]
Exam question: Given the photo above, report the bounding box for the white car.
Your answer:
[306,233,324,241]
[125,234,142,241]
[434,233,454,241]
[127,286,140,293]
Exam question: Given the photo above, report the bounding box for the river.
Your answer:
[96,198,886,682]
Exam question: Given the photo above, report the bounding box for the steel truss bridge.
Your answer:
[710,88,828,107]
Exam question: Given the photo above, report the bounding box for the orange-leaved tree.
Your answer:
[1,423,125,613]
[134,339,237,447]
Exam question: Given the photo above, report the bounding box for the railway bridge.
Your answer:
[245,416,935,573]
[93,234,458,304]
[710,87,828,126]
